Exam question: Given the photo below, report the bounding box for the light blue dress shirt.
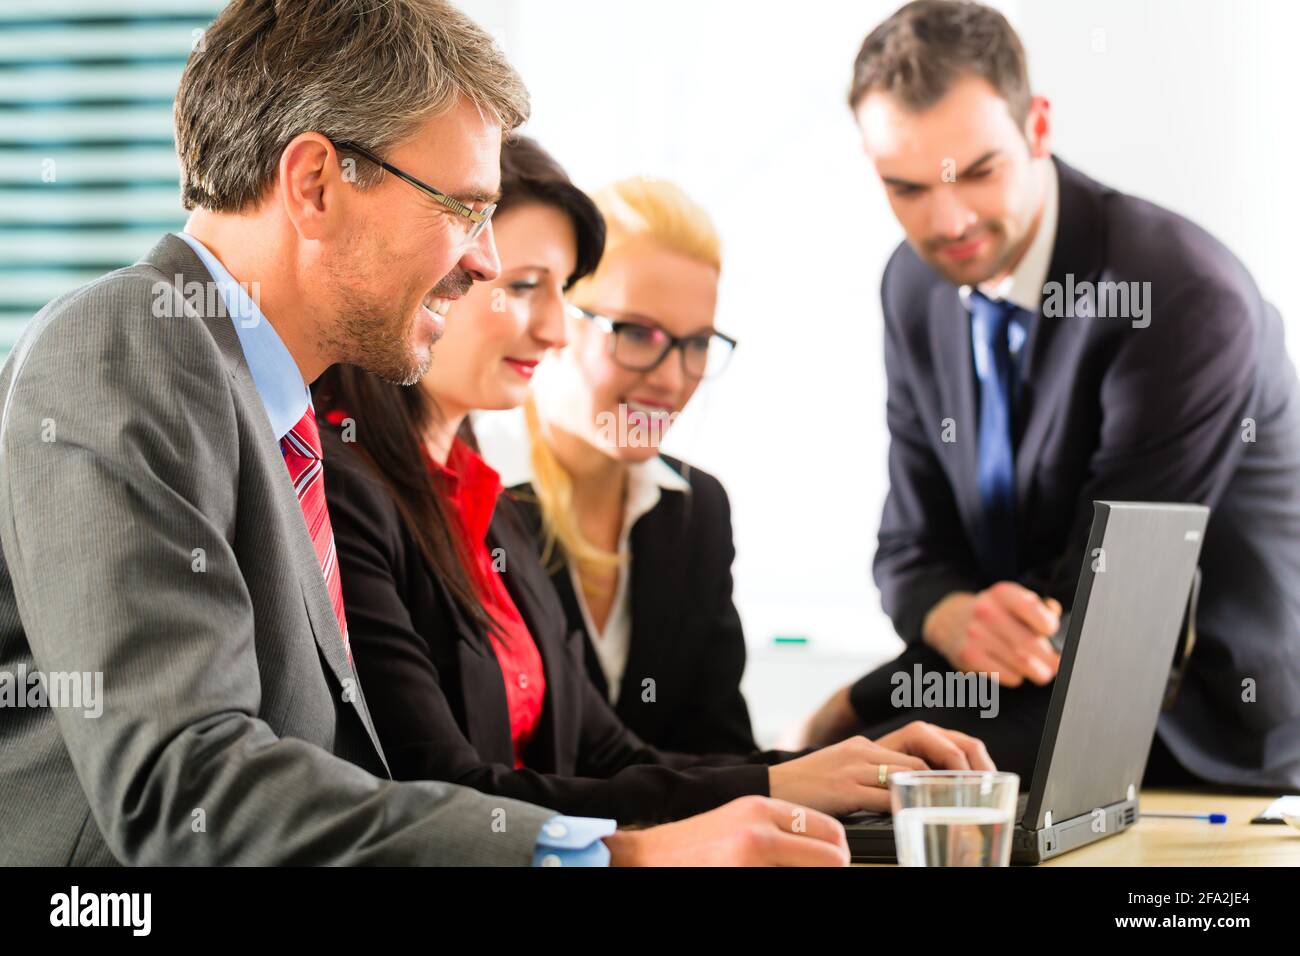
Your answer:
[174,232,617,866]
[532,815,617,867]
[175,231,310,441]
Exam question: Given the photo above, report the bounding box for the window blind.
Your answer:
[0,0,222,355]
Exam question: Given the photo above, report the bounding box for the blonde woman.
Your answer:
[474,178,751,754]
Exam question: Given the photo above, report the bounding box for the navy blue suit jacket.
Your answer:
[867,157,1300,789]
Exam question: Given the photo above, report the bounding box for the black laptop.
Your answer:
[846,501,1209,864]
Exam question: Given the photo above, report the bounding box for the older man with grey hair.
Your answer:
[0,0,848,867]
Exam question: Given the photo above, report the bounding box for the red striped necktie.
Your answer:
[280,409,350,662]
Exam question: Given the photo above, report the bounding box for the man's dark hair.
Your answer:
[848,0,1031,126]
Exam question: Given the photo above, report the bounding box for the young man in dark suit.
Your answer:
[791,0,1300,790]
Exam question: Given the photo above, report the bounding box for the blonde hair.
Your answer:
[525,176,721,595]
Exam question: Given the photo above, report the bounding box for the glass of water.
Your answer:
[889,770,1020,867]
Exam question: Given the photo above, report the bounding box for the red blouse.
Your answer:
[425,438,547,769]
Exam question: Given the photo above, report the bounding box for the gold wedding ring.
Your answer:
[878,763,889,786]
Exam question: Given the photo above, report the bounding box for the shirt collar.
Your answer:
[472,406,693,500]
[426,438,504,547]
[958,159,1059,315]
[174,231,311,441]
[621,455,690,539]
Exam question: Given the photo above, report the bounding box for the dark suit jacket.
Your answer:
[861,157,1300,789]
[321,428,781,825]
[507,457,757,755]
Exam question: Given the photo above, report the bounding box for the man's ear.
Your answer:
[278,132,343,241]
[1025,95,1052,159]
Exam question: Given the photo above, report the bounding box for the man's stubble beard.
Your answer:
[922,221,1017,289]
[928,169,1046,288]
[317,247,473,387]
[322,285,425,385]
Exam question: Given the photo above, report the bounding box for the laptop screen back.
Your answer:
[1024,501,1209,829]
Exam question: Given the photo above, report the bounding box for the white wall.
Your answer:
[464,0,1300,742]
[1014,0,1299,338]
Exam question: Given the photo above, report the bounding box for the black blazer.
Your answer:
[508,456,757,755]
[319,427,780,825]
[861,156,1300,788]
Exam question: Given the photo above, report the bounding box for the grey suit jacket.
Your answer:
[0,234,557,865]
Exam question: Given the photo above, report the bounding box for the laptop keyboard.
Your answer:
[847,793,1030,829]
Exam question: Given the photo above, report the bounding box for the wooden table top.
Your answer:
[1043,790,1300,866]
[857,789,1300,866]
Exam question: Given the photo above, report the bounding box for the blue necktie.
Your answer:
[969,290,1023,581]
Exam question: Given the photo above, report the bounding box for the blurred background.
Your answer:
[3,0,1297,743]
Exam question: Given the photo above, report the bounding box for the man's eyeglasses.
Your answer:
[333,140,497,243]
[566,303,738,380]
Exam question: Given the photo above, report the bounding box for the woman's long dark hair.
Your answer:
[313,135,605,637]
[314,364,498,635]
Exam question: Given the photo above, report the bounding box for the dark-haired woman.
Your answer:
[471,174,757,756]
[315,137,994,826]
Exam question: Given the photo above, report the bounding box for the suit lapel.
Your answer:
[619,495,683,716]
[1012,311,1080,518]
[138,233,390,772]
[929,282,985,550]
[437,585,516,767]
[491,505,576,774]
[1013,158,1106,515]
[550,560,610,700]
[509,485,614,707]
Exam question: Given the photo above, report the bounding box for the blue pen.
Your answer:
[1142,812,1227,824]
